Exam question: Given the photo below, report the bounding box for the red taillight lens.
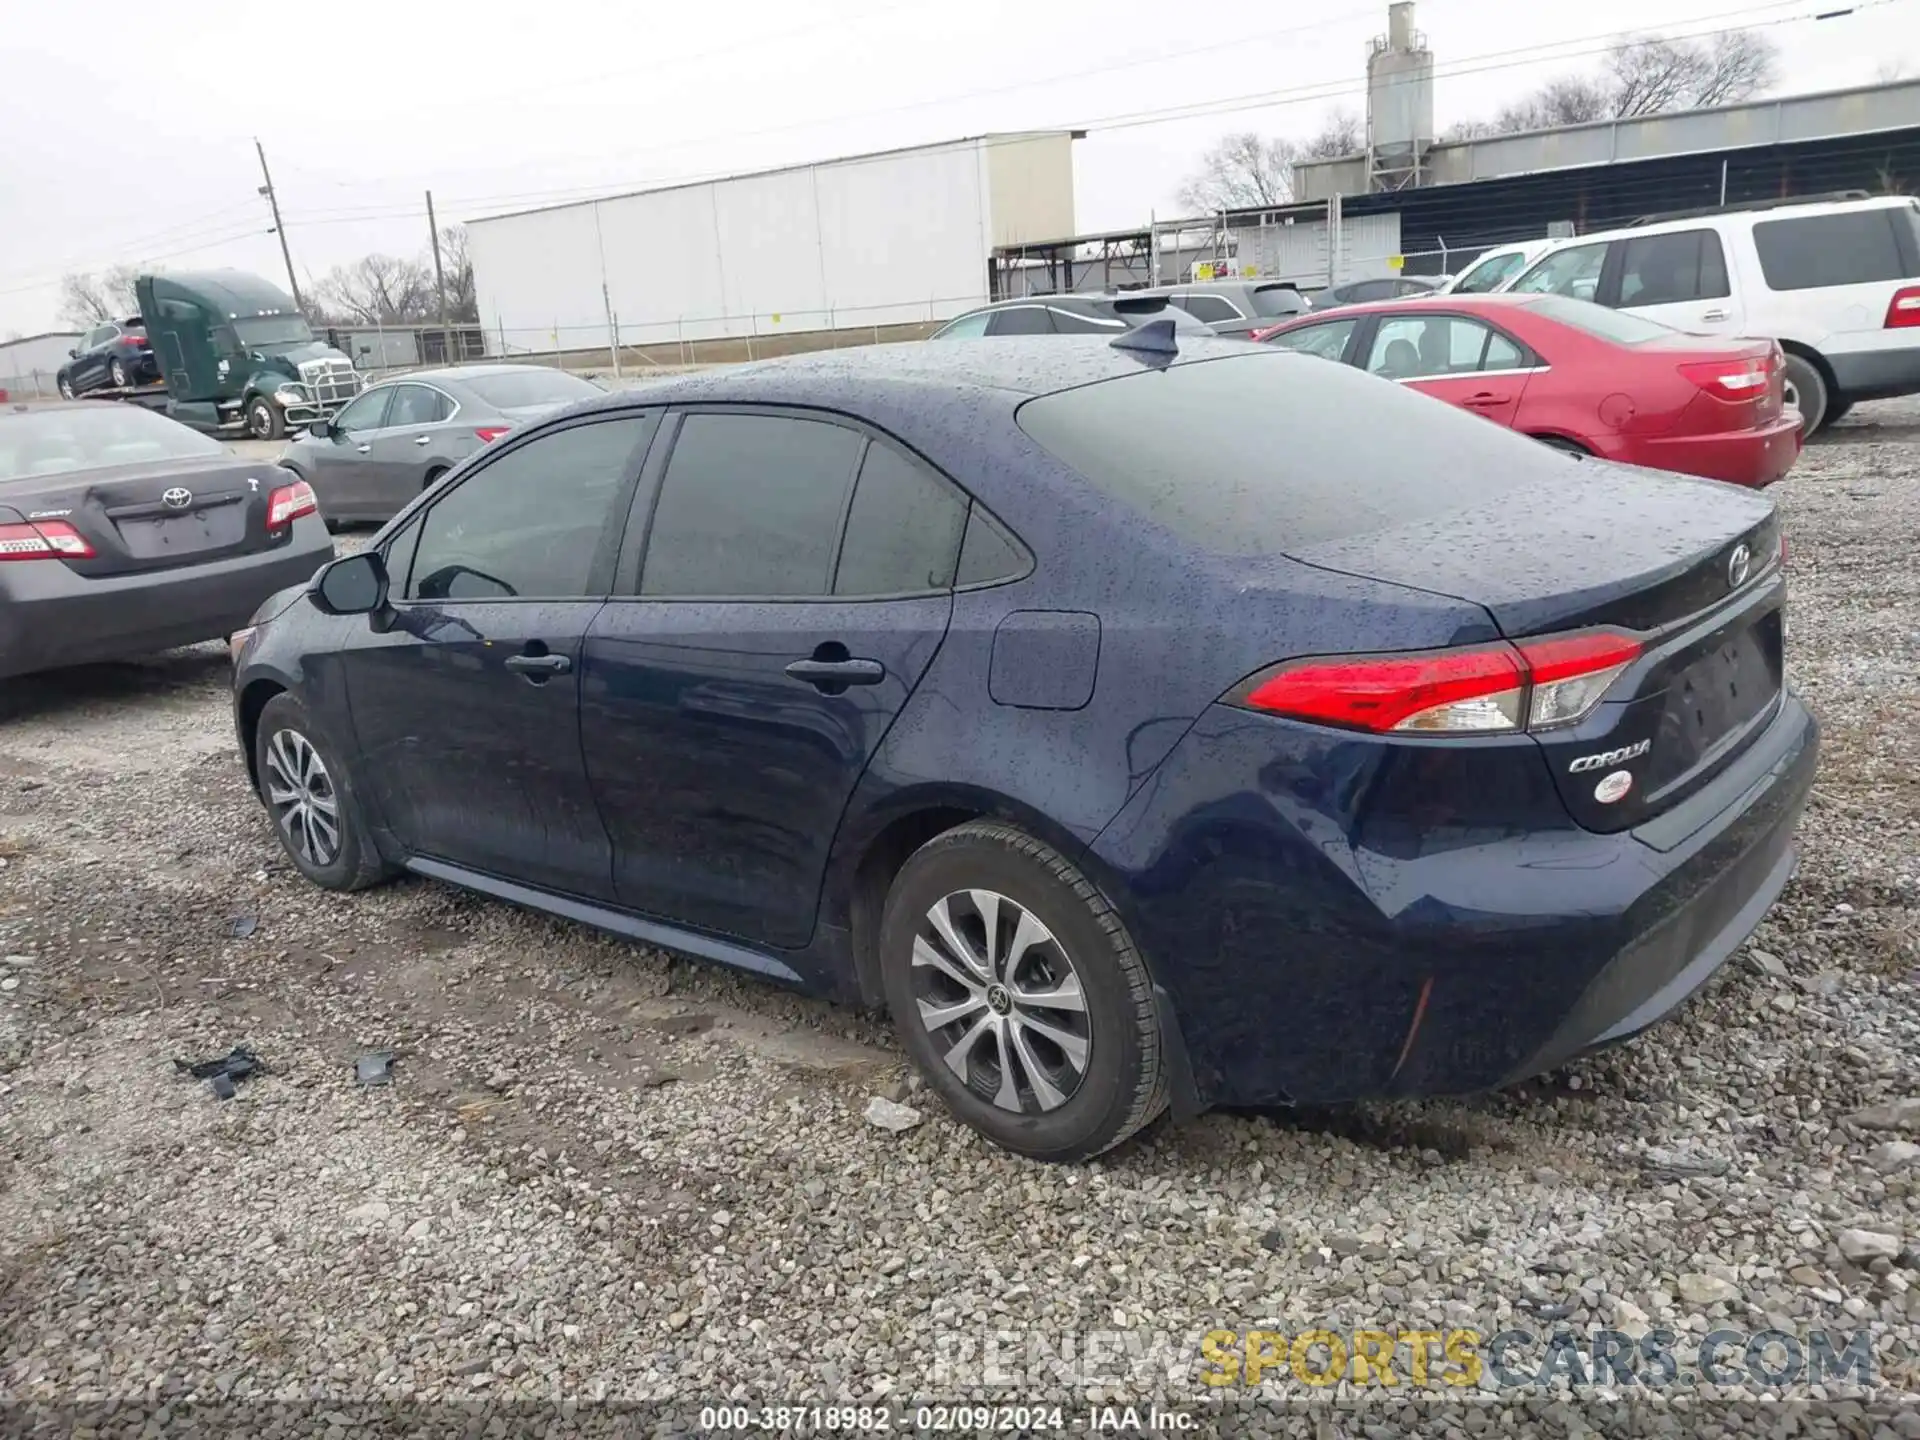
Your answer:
[266,480,317,529]
[1678,357,1769,400]
[0,519,95,561]
[475,426,510,443]
[1885,286,1920,329]
[1235,628,1643,735]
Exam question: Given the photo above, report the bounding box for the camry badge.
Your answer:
[1727,541,1752,589]
[162,487,193,510]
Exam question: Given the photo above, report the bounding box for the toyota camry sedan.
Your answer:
[229,331,1816,1161]
[1,402,332,681]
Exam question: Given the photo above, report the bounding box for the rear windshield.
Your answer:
[0,406,222,482]
[461,370,603,409]
[1752,206,1920,291]
[1015,351,1539,552]
[1250,286,1310,317]
[1520,294,1675,344]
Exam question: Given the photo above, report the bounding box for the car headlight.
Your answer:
[274,386,305,405]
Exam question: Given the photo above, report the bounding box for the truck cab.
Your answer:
[135,270,365,439]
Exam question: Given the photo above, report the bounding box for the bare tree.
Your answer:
[310,253,436,326]
[1494,75,1615,133]
[1178,132,1297,211]
[1689,31,1779,108]
[438,226,478,323]
[1301,110,1363,159]
[57,265,143,328]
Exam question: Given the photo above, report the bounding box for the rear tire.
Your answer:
[878,820,1166,1162]
[422,466,448,493]
[1781,354,1829,435]
[247,397,286,441]
[253,693,392,892]
[1824,398,1853,427]
[109,358,130,388]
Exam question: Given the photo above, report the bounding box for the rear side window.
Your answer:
[1173,295,1241,324]
[986,307,1054,336]
[955,508,1028,586]
[932,311,993,339]
[1752,209,1919,291]
[1016,352,1541,553]
[640,413,862,597]
[833,441,967,596]
[1049,308,1126,334]
[1617,229,1729,306]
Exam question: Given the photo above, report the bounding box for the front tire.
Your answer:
[56,375,73,399]
[1781,353,1829,435]
[247,397,287,441]
[254,693,391,891]
[879,821,1166,1162]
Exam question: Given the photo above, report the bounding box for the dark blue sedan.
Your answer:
[229,334,1817,1161]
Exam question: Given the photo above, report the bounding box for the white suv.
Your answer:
[1506,194,1920,432]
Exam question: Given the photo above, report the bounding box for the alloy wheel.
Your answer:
[264,727,341,867]
[911,889,1092,1114]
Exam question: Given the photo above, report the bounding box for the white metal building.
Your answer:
[0,331,82,399]
[466,132,1077,353]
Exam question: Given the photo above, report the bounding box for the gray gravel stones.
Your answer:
[1,413,1918,1432]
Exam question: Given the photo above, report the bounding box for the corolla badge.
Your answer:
[162,487,193,510]
[1594,770,1634,804]
[1569,739,1650,774]
[1727,541,1752,589]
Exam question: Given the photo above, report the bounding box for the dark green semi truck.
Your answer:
[114,270,365,440]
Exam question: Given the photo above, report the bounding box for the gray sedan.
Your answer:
[281,364,604,527]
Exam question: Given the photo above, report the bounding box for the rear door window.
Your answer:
[1365,315,1516,378]
[1752,209,1919,290]
[385,384,452,427]
[1265,318,1357,361]
[833,441,968,596]
[1617,229,1730,306]
[639,412,863,597]
[986,306,1054,336]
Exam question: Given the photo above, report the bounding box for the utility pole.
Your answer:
[425,190,451,364]
[255,139,305,314]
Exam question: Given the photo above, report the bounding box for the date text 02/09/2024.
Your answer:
[695,1404,1197,1431]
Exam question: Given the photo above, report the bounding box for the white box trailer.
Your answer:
[467,132,1077,353]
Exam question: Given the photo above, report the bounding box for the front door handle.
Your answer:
[355,444,371,454]
[1701,309,1729,322]
[785,657,885,689]
[1463,392,1511,407]
[504,653,571,677]
[414,435,432,445]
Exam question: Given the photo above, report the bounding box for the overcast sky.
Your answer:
[2,0,1913,335]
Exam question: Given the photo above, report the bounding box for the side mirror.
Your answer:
[308,551,388,617]
[308,417,332,439]
[68,348,79,359]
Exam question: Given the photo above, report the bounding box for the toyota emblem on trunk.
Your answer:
[162,487,192,510]
[1727,542,1752,589]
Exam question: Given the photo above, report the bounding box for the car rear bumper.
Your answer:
[0,516,332,680]
[1630,412,1803,487]
[1089,693,1818,1109]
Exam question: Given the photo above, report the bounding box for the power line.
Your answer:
[0,225,275,300]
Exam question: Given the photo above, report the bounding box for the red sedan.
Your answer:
[1253,293,1802,487]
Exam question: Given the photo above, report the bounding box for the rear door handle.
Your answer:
[414,435,432,445]
[785,657,885,689]
[504,653,571,676]
[1464,392,1511,406]
[354,444,371,454]
[1701,309,1729,322]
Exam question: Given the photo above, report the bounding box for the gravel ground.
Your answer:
[2,411,1918,1438]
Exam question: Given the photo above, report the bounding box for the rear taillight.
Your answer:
[266,480,317,530]
[1886,286,1920,328]
[475,426,510,443]
[1678,357,1769,400]
[1232,628,1643,736]
[0,519,95,561]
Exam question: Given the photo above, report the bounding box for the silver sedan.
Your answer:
[279,364,605,527]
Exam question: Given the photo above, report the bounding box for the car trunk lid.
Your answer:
[0,456,300,578]
[1283,458,1784,830]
